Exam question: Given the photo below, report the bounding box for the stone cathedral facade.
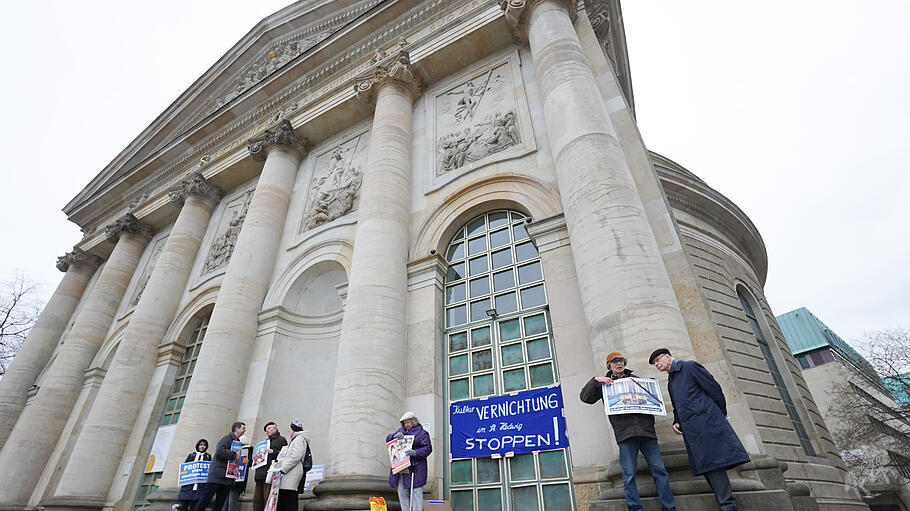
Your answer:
[0,1,869,510]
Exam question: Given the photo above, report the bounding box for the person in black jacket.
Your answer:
[226,434,253,511]
[580,352,676,511]
[192,421,246,511]
[177,439,211,511]
[253,421,288,511]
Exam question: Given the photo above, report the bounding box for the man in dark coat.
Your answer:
[580,351,677,511]
[386,411,432,511]
[650,349,750,511]
[253,421,288,511]
[192,421,247,511]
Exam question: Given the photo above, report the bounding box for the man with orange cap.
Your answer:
[580,352,676,511]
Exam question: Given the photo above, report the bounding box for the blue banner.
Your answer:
[450,385,568,458]
[178,461,210,486]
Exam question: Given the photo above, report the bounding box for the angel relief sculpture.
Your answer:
[437,111,520,174]
[301,146,363,231]
[203,191,253,274]
[436,67,521,175]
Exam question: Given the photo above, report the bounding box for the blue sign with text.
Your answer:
[178,461,210,486]
[450,385,568,458]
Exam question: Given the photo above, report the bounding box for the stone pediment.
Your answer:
[64,0,385,224]
[64,0,530,239]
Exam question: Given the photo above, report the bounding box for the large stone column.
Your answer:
[0,214,152,508]
[157,120,307,489]
[500,0,694,390]
[312,51,420,511]
[47,174,222,509]
[0,250,102,449]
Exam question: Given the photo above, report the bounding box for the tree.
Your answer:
[864,328,910,406]
[825,327,910,499]
[0,272,44,376]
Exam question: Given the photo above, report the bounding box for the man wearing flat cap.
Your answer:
[580,351,677,511]
[650,349,750,511]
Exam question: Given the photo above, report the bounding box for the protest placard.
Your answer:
[602,377,666,416]
[264,467,281,511]
[178,460,210,486]
[387,435,415,474]
[302,464,325,492]
[449,385,568,458]
[226,450,249,480]
[251,439,269,470]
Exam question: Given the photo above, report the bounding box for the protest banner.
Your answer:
[264,468,281,511]
[178,460,210,486]
[302,464,325,492]
[449,385,568,458]
[226,450,249,480]
[601,378,666,416]
[251,439,269,470]
[387,435,415,474]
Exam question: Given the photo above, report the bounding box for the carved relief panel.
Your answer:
[200,188,254,279]
[298,130,369,235]
[426,50,535,191]
[130,235,168,306]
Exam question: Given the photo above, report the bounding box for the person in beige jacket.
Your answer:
[273,420,309,511]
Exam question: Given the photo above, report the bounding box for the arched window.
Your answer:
[161,316,209,425]
[444,210,574,511]
[737,289,816,456]
[134,316,210,509]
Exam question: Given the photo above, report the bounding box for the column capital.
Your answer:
[104,213,155,243]
[55,249,104,273]
[168,172,224,209]
[499,0,577,42]
[247,119,309,163]
[353,50,423,103]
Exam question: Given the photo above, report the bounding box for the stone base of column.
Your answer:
[0,505,30,511]
[41,495,107,511]
[309,475,400,511]
[589,445,813,511]
[145,487,180,511]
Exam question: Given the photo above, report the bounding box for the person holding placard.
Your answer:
[580,351,677,511]
[386,411,432,511]
[192,421,246,511]
[177,439,211,511]
[226,434,253,511]
[253,421,287,511]
[272,419,310,511]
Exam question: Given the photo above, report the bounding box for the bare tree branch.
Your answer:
[0,272,45,376]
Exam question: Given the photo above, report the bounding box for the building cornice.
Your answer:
[63,0,501,237]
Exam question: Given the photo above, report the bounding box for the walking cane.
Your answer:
[409,471,415,511]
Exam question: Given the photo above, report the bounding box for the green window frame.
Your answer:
[133,471,161,509]
[161,317,209,425]
[444,211,574,511]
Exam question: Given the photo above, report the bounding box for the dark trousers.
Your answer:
[191,482,231,511]
[252,480,271,511]
[703,469,737,511]
[276,489,299,511]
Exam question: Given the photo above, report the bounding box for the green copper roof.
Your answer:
[776,307,879,382]
[882,375,910,405]
[776,307,835,355]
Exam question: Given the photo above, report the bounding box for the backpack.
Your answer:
[297,442,312,493]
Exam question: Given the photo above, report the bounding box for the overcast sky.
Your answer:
[0,1,906,343]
